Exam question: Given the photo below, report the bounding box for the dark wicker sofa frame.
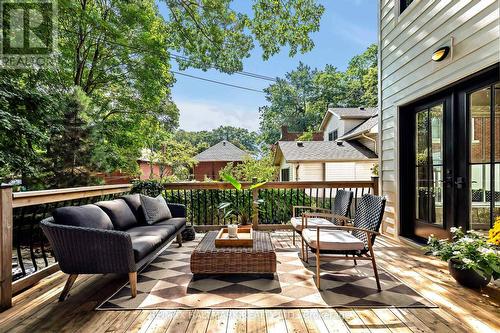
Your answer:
[41,203,186,301]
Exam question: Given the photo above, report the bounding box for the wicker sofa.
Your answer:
[40,194,186,301]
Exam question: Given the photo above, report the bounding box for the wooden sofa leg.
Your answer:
[129,272,137,298]
[292,230,296,246]
[176,233,183,247]
[59,274,78,302]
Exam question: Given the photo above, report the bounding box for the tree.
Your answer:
[258,44,378,145]
[259,62,322,144]
[176,126,260,154]
[219,155,277,182]
[1,0,324,188]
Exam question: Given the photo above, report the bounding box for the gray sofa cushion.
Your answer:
[95,199,137,230]
[52,204,114,230]
[121,194,146,224]
[127,225,177,261]
[156,217,186,232]
[140,194,172,224]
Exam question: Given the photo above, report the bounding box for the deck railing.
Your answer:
[163,179,379,229]
[0,184,132,310]
[0,178,378,310]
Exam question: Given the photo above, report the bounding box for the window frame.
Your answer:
[281,168,290,182]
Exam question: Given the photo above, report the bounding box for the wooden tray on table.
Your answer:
[215,228,253,247]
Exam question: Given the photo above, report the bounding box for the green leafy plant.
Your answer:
[217,173,265,225]
[426,227,500,280]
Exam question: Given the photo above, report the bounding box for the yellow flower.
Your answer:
[488,217,500,246]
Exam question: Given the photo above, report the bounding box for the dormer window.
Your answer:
[399,0,414,14]
[328,130,338,141]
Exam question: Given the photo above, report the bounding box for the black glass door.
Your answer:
[412,100,451,239]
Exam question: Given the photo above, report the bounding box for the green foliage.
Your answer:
[426,227,500,280]
[146,134,199,181]
[219,155,277,182]
[130,179,165,197]
[1,0,323,189]
[176,126,259,154]
[217,172,266,225]
[259,44,378,145]
[297,130,314,141]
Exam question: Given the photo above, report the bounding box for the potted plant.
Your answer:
[426,224,500,289]
[217,173,265,227]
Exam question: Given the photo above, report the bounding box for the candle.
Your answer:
[228,224,238,238]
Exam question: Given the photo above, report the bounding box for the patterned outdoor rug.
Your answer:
[98,238,435,310]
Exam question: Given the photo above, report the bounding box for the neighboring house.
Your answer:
[378,0,499,240]
[137,149,172,180]
[274,140,377,182]
[192,140,248,181]
[274,107,379,182]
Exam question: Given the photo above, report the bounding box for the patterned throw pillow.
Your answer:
[139,194,172,224]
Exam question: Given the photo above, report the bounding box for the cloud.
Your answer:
[176,99,260,132]
[330,14,377,47]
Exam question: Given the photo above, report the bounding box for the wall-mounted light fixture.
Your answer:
[432,46,450,62]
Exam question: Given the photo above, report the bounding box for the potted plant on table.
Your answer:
[217,173,265,228]
[426,222,500,289]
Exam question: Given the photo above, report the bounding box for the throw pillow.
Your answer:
[139,194,172,224]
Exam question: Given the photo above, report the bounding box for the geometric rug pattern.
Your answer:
[98,236,435,310]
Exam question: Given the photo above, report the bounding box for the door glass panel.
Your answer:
[430,105,443,165]
[470,164,491,229]
[470,88,491,163]
[414,104,444,227]
[431,166,444,225]
[495,164,500,221]
[416,166,429,221]
[416,111,428,166]
[495,84,500,162]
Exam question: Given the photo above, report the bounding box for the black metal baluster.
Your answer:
[28,206,38,272]
[15,207,26,278]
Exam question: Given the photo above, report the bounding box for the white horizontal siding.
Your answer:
[325,162,375,181]
[378,0,500,238]
[297,163,323,181]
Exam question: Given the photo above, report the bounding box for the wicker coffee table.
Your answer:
[190,230,276,276]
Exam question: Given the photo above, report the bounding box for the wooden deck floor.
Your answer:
[0,232,499,333]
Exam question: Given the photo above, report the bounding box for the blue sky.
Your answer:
[158,0,378,132]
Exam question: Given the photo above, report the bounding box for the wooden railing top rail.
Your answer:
[163,179,378,191]
[11,184,132,208]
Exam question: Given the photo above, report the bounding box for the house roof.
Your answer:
[275,140,377,164]
[319,107,378,131]
[194,140,248,162]
[338,115,378,141]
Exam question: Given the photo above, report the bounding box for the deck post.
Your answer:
[0,184,13,310]
[371,176,379,195]
[251,178,259,229]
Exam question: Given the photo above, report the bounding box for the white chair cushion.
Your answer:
[290,217,333,231]
[302,228,365,251]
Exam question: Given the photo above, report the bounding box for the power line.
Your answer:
[58,28,271,93]
[170,53,277,82]
[171,70,265,93]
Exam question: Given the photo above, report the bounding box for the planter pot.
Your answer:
[448,260,491,289]
[181,225,196,241]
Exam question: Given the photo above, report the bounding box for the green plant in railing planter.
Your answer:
[130,179,164,197]
[217,173,266,226]
[425,227,500,289]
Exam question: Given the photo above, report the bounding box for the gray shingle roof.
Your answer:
[277,140,377,162]
[330,107,377,119]
[338,115,378,140]
[194,140,248,162]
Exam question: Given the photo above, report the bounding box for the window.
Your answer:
[281,168,290,181]
[328,130,338,141]
[400,0,414,14]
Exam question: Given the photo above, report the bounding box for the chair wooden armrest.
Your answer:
[302,212,352,223]
[315,224,380,236]
[292,206,331,217]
